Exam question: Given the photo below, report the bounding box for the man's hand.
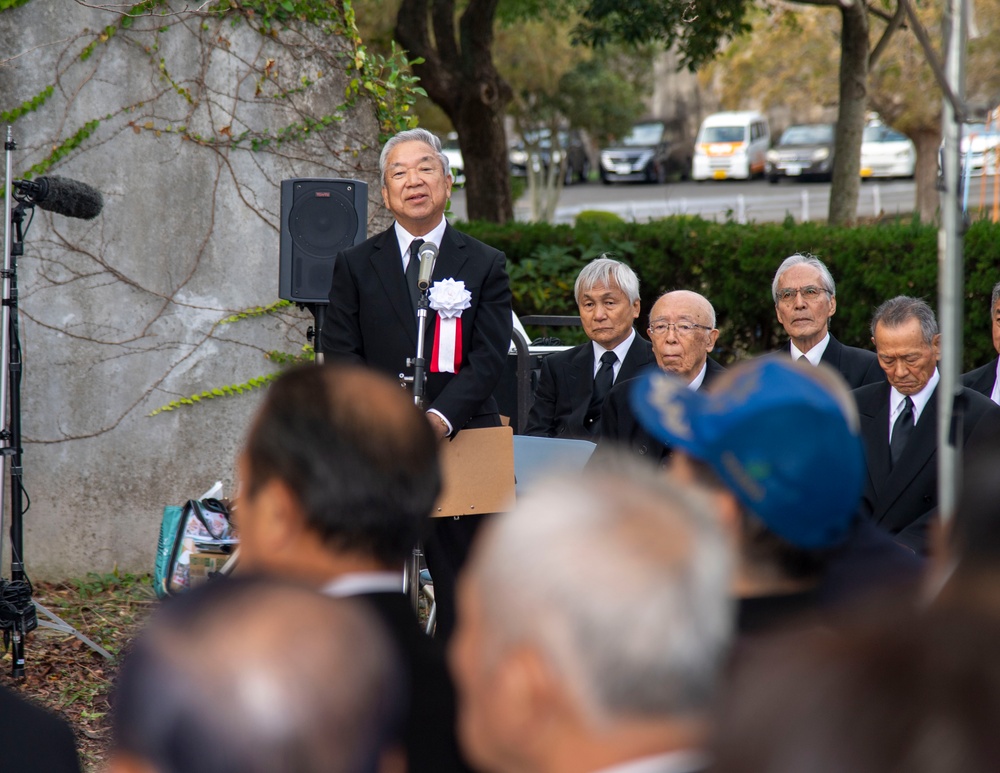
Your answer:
[428,411,450,440]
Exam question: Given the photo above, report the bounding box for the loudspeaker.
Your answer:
[279,178,368,304]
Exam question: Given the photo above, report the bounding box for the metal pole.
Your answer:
[938,0,968,526]
[0,129,14,575]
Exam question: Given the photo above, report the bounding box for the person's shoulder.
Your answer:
[852,381,888,409]
[340,225,393,261]
[835,336,878,362]
[960,385,1000,418]
[544,342,592,366]
[445,224,503,257]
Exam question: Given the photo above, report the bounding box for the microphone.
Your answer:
[12,176,104,220]
[417,242,438,292]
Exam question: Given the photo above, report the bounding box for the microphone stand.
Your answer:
[0,128,111,674]
[402,287,432,616]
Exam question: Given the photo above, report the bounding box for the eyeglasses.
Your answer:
[777,285,831,304]
[648,321,712,337]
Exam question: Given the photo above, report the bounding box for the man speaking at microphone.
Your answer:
[321,128,512,640]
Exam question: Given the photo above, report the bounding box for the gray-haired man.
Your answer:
[962,280,1000,405]
[525,256,654,439]
[771,253,883,388]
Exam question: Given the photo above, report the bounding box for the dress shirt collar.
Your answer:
[688,360,708,391]
[591,749,707,773]
[790,332,830,365]
[321,571,405,598]
[591,328,637,380]
[394,217,448,270]
[992,357,1000,405]
[890,367,939,427]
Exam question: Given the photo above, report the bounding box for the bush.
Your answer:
[458,216,999,370]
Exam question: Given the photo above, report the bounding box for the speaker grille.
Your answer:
[279,178,368,304]
[289,187,359,257]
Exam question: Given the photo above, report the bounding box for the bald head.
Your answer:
[112,578,404,773]
[647,291,720,383]
[240,364,440,566]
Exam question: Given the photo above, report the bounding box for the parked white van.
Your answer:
[692,111,771,181]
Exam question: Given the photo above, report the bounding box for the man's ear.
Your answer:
[495,645,567,746]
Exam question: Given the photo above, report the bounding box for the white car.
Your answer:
[860,123,916,179]
[959,123,1000,177]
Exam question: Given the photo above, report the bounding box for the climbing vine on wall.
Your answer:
[0,0,428,435]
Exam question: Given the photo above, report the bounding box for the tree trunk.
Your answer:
[828,2,869,226]
[396,0,514,223]
[911,129,941,223]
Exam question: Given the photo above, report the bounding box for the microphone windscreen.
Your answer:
[417,243,438,290]
[34,176,104,220]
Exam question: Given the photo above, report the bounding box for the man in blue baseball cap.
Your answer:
[630,357,923,629]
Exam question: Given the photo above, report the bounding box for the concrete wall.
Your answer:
[0,2,388,577]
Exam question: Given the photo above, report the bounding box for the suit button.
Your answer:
[557,426,565,435]
[639,445,648,455]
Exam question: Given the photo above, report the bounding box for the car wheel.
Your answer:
[768,174,779,185]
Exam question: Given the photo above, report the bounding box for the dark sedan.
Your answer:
[766,124,835,183]
[599,120,691,184]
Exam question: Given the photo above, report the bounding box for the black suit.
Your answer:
[322,222,513,640]
[775,334,884,389]
[524,335,655,440]
[356,592,472,773]
[962,356,999,400]
[854,381,1000,553]
[593,358,727,465]
[0,686,80,772]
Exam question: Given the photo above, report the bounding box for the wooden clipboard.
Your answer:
[433,426,515,517]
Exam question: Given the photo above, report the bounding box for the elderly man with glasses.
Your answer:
[771,253,884,389]
[592,290,726,465]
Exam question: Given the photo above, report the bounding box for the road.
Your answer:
[449,176,1000,224]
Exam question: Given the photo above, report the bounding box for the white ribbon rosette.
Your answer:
[428,278,472,373]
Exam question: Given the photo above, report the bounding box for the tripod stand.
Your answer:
[0,128,111,675]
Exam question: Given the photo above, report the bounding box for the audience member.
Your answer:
[525,256,654,438]
[110,577,404,773]
[630,357,914,634]
[595,290,724,463]
[709,608,1000,773]
[451,465,733,773]
[235,364,471,773]
[961,280,1000,404]
[853,296,1000,553]
[770,254,883,388]
[0,685,80,773]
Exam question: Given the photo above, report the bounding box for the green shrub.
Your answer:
[458,216,999,370]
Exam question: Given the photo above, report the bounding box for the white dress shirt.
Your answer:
[321,571,405,598]
[591,749,706,773]
[888,368,939,442]
[591,328,638,382]
[992,358,1000,405]
[791,332,830,365]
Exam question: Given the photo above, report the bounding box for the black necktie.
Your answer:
[406,238,424,312]
[585,351,618,430]
[890,396,914,468]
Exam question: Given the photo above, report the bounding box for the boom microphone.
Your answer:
[417,242,438,292]
[12,176,104,220]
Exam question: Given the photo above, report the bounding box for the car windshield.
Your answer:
[779,125,833,145]
[622,123,664,146]
[702,126,745,143]
[863,125,907,143]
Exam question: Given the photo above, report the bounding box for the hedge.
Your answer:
[460,216,1000,371]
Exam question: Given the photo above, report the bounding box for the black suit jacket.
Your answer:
[356,591,472,773]
[775,334,884,389]
[962,357,999,399]
[321,223,512,433]
[593,357,727,464]
[524,335,655,440]
[0,687,80,773]
[854,381,1000,552]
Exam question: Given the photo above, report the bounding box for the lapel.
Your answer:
[859,385,892,501]
[567,344,596,424]
[370,228,418,346]
[820,335,842,369]
[874,386,939,521]
[618,334,652,380]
